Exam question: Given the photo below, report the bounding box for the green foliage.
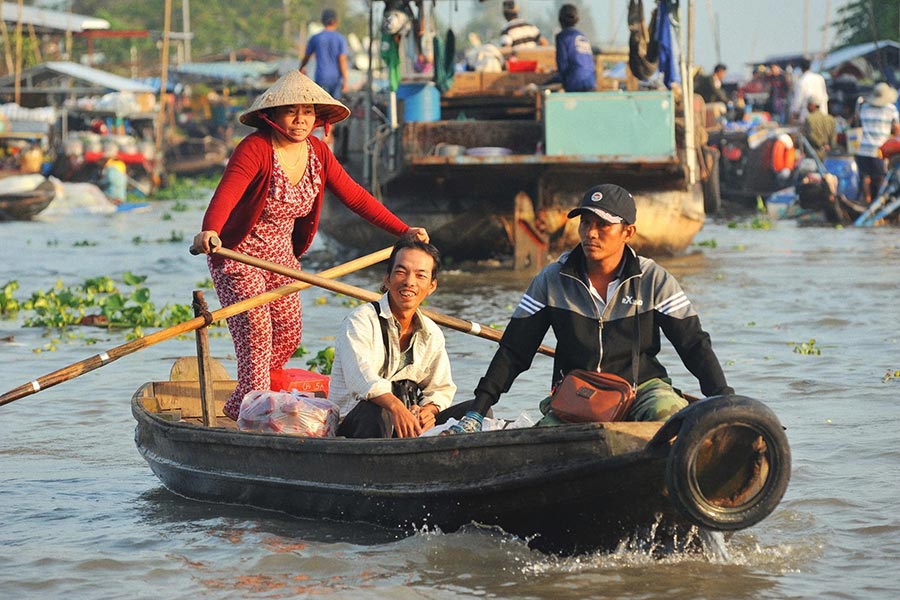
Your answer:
[696,238,718,248]
[833,1,900,51]
[69,0,364,75]
[0,280,21,317]
[6,273,212,348]
[150,173,220,201]
[292,343,310,358]
[727,199,772,230]
[340,296,363,308]
[792,338,822,355]
[306,346,335,375]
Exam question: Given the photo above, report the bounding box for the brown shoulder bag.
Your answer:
[549,369,635,422]
[549,290,641,423]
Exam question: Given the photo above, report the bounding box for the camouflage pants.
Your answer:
[538,377,688,426]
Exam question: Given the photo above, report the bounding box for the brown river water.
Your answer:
[1,199,898,599]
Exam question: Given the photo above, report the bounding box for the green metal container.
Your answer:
[544,91,676,159]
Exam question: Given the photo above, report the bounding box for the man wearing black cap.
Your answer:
[447,183,733,433]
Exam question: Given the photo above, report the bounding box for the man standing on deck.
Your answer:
[853,82,900,204]
[445,184,733,434]
[498,0,548,54]
[790,58,828,124]
[803,95,837,160]
[300,9,350,99]
[694,63,729,105]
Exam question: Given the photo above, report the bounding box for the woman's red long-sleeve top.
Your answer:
[201,130,408,262]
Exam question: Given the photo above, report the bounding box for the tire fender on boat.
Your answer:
[771,134,796,176]
[663,395,791,531]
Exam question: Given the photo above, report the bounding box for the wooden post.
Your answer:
[192,291,217,427]
[513,191,547,275]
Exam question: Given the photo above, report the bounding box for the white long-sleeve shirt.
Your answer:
[791,70,829,122]
[329,294,456,417]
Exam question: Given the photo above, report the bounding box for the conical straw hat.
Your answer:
[239,70,350,128]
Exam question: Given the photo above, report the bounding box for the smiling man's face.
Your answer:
[384,247,437,313]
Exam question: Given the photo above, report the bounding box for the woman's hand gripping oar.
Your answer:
[202,241,556,357]
[0,244,394,407]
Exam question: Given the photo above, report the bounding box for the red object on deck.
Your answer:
[270,369,330,397]
[880,136,900,160]
[507,59,538,72]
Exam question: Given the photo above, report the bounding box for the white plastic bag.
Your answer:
[237,390,339,437]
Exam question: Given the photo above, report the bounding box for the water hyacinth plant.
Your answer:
[0,273,212,350]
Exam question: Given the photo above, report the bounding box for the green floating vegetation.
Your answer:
[883,369,900,383]
[0,273,215,350]
[727,197,773,230]
[306,346,335,375]
[131,230,186,245]
[0,280,21,317]
[792,338,822,355]
[150,174,221,201]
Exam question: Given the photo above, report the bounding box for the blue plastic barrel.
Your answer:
[823,156,860,202]
[395,82,441,122]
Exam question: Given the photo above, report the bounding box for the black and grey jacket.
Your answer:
[474,244,732,409]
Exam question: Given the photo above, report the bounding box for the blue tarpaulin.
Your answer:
[655,0,681,88]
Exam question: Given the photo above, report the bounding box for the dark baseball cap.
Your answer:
[567,184,637,224]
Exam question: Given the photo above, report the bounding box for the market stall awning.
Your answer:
[0,2,109,34]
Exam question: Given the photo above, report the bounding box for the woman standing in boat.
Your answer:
[192,70,428,420]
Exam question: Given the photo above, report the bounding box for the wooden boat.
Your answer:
[164,135,228,176]
[0,174,56,220]
[132,375,791,554]
[327,86,708,271]
[317,1,714,271]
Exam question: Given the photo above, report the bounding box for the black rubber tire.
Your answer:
[702,146,722,215]
[665,395,791,531]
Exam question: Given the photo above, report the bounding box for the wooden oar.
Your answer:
[0,246,393,407]
[205,243,556,357]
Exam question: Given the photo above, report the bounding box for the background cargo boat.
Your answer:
[132,371,790,555]
[318,1,715,270]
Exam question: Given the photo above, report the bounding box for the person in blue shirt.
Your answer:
[548,4,596,92]
[300,9,350,99]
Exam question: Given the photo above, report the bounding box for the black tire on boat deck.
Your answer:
[665,395,791,531]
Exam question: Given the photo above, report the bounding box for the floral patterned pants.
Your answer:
[211,258,302,419]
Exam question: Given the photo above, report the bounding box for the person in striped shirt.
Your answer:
[499,0,547,53]
[853,82,900,204]
[449,183,733,433]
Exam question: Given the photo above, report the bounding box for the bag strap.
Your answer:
[630,287,640,392]
[371,300,390,378]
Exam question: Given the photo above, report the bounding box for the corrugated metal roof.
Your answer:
[41,62,154,92]
[0,61,154,94]
[0,2,109,33]
[822,41,900,71]
[170,61,282,86]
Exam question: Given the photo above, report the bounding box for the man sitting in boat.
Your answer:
[329,240,478,438]
[447,183,734,433]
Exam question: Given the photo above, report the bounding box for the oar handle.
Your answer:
[0,244,394,407]
[209,245,555,357]
[189,234,222,256]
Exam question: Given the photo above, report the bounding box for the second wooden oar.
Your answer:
[0,246,393,407]
[207,244,556,357]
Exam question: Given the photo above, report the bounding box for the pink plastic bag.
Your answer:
[237,390,339,437]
